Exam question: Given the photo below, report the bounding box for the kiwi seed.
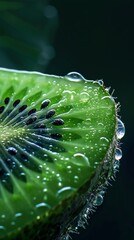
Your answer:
[13,99,20,107]
[4,97,10,105]
[40,99,50,109]
[0,106,4,113]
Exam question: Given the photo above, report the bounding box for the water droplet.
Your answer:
[115,148,122,160]
[116,118,125,139]
[80,92,89,102]
[105,87,110,92]
[0,226,5,231]
[11,222,15,226]
[35,202,50,209]
[73,153,90,166]
[100,137,109,143]
[57,186,76,198]
[93,193,104,206]
[74,175,79,184]
[67,165,71,169]
[15,213,22,218]
[58,182,62,187]
[101,95,114,102]
[65,72,85,82]
[98,79,104,86]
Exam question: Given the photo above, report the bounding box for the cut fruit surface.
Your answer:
[0,68,121,239]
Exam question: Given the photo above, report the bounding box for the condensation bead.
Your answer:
[100,137,109,143]
[35,202,50,209]
[115,148,122,160]
[73,153,90,167]
[98,79,104,86]
[93,193,104,206]
[116,118,125,140]
[65,72,85,82]
[63,90,76,101]
[80,92,89,102]
[56,186,76,198]
[0,226,5,231]
[11,222,15,226]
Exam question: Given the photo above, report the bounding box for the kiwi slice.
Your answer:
[0,68,125,239]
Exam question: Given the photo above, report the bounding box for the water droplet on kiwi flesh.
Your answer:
[98,79,104,86]
[0,97,66,193]
[65,72,85,82]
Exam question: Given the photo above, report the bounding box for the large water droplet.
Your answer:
[63,90,76,101]
[73,153,90,166]
[115,148,122,160]
[116,118,125,139]
[98,79,104,86]
[0,226,5,231]
[15,212,23,218]
[65,72,85,82]
[80,92,89,102]
[56,186,76,199]
[35,202,50,209]
[93,193,104,206]
[100,137,109,143]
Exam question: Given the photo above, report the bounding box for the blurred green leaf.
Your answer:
[0,0,58,71]
[0,1,23,11]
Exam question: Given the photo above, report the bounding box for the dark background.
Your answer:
[0,0,133,239]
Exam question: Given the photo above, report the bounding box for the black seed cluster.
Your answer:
[0,96,65,131]
[0,96,67,194]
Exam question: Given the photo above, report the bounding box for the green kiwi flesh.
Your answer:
[0,68,117,239]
